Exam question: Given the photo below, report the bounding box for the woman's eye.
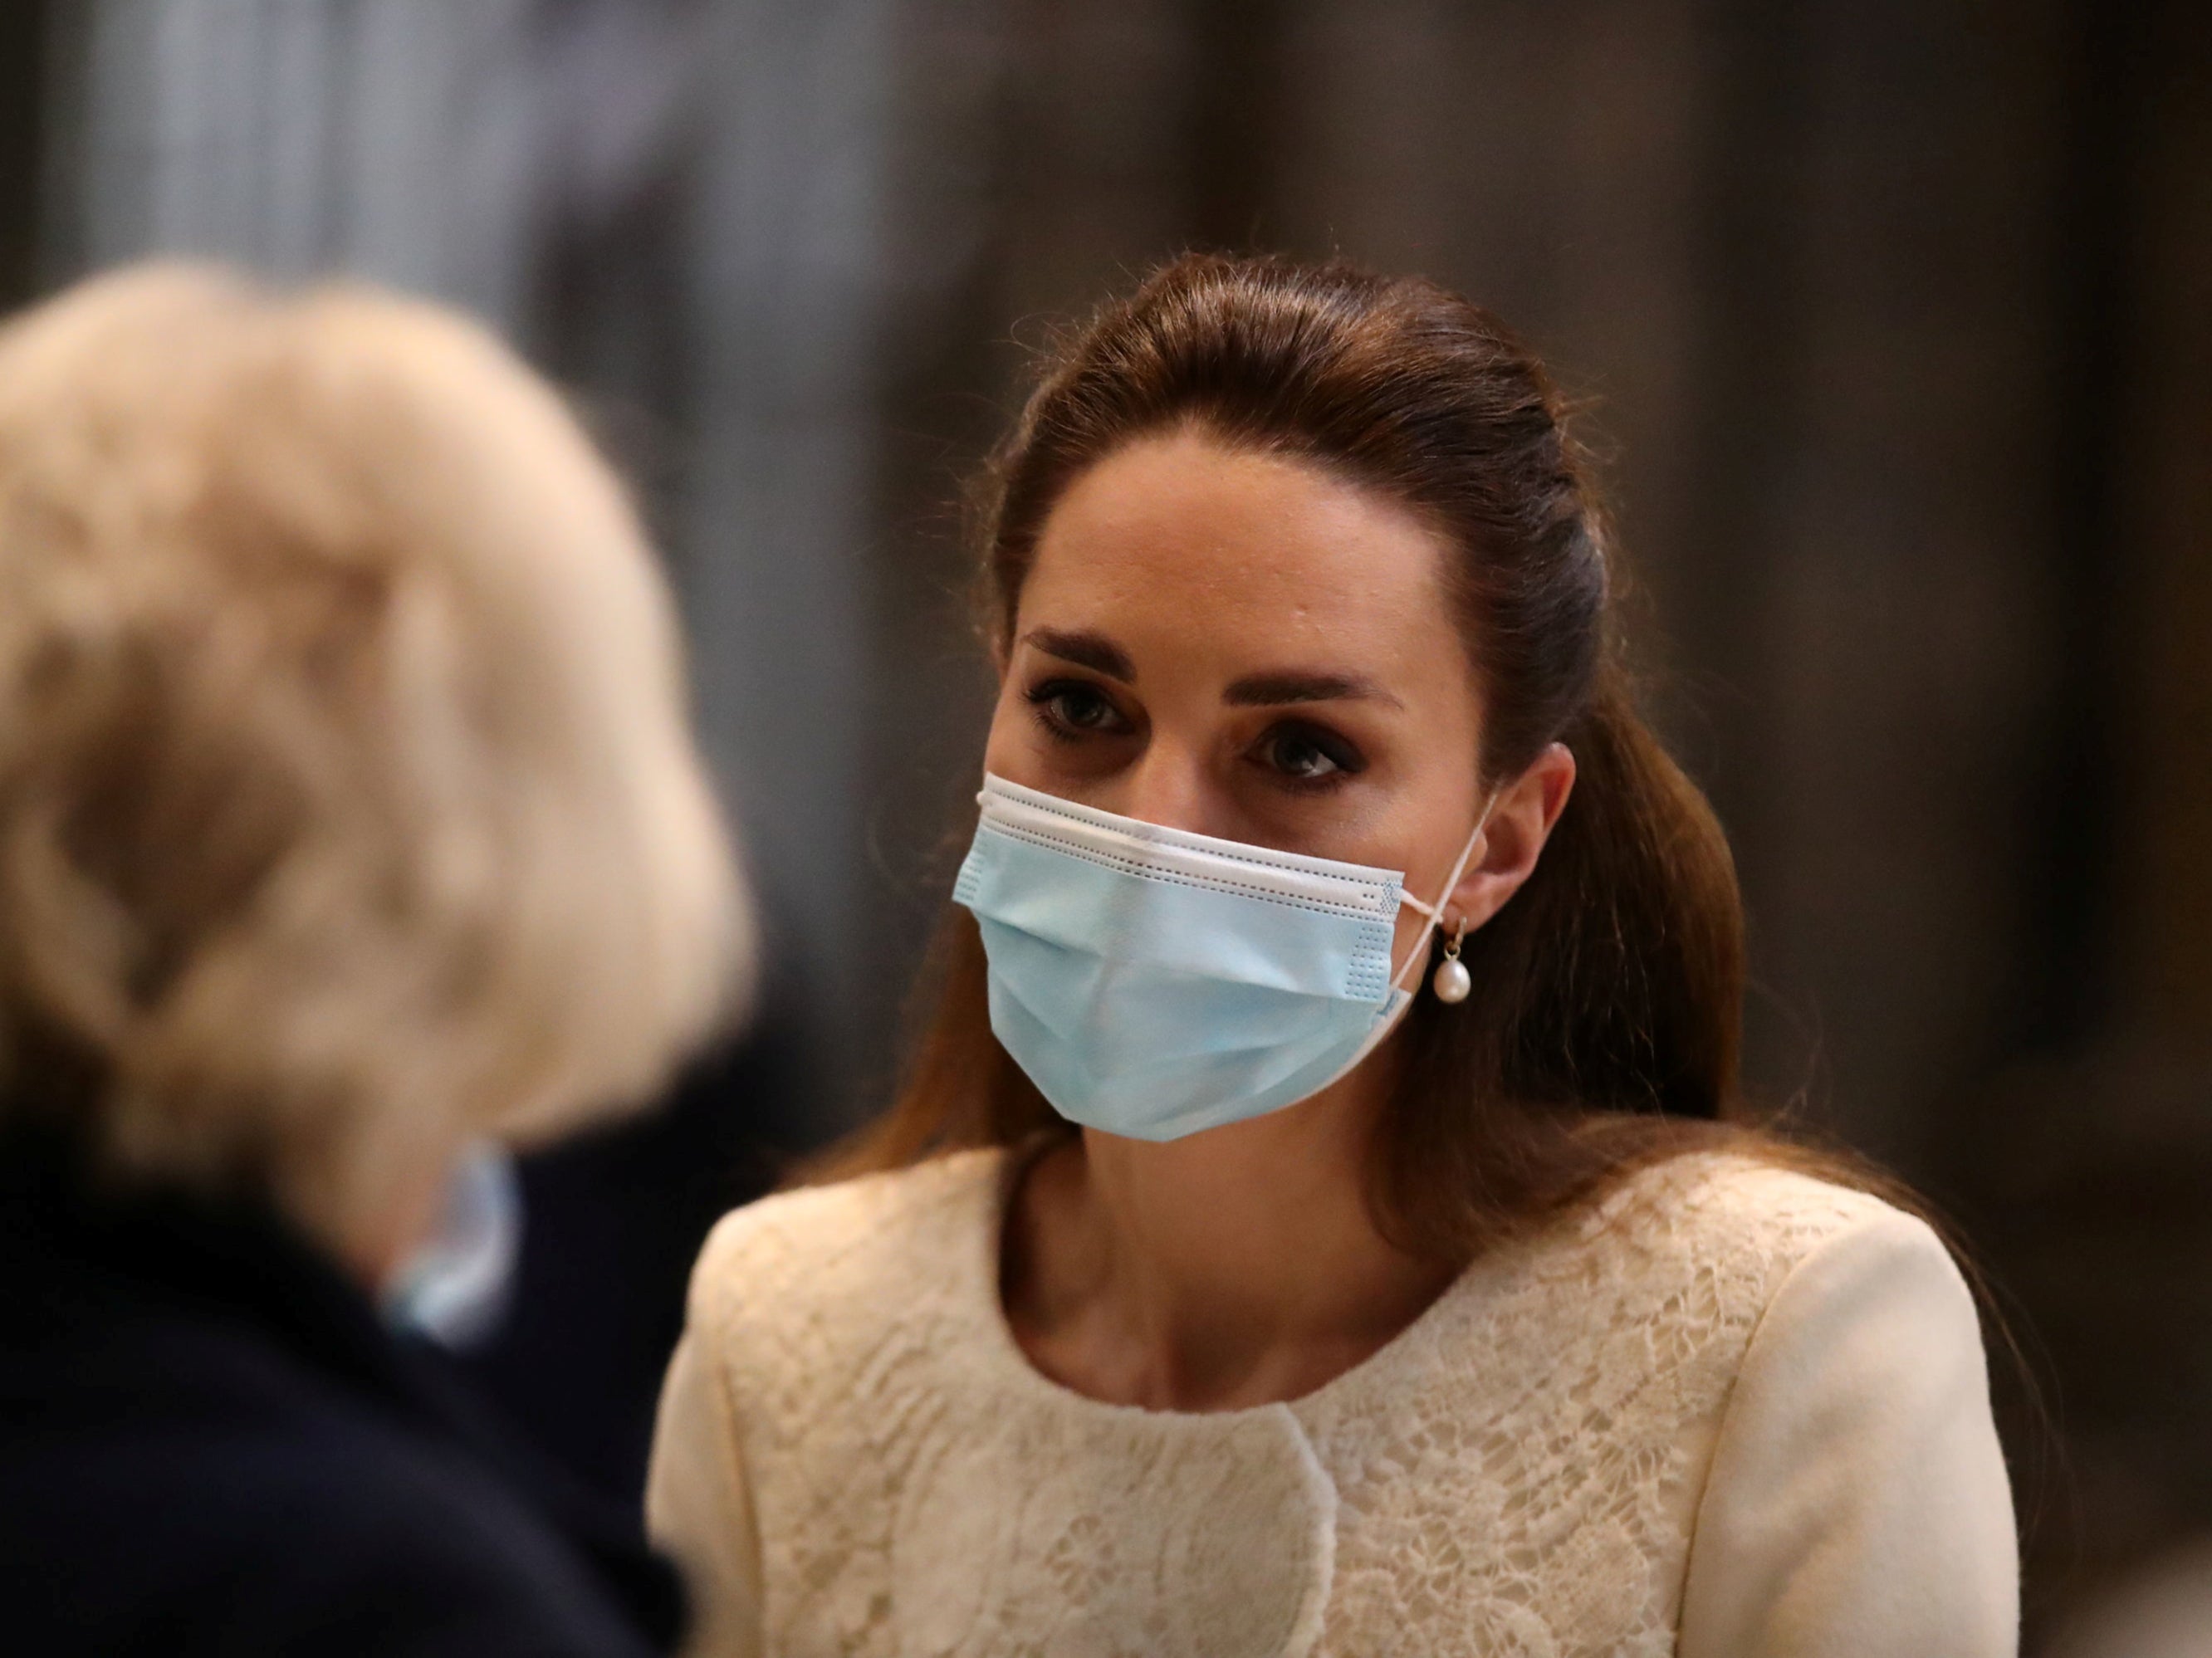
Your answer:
[1028,680,1128,738]
[1257,724,1363,784]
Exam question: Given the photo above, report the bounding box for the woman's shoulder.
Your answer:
[1601,1147,1919,1240]
[1343,1149,1979,1484]
[1573,1149,1960,1323]
[683,1147,1006,1355]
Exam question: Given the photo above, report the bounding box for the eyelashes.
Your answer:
[1254,722,1365,785]
[1027,678,1130,741]
[1023,677,1368,790]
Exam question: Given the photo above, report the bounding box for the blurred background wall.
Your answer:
[2,1,2206,1647]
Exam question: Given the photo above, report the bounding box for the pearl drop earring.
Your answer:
[1431,917,1472,1004]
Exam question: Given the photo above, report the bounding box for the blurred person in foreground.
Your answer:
[0,263,747,1656]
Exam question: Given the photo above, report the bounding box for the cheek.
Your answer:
[981,680,1062,788]
[980,693,1026,777]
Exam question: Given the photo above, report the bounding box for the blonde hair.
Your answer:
[0,262,749,1251]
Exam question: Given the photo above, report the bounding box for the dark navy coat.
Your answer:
[0,1127,686,1656]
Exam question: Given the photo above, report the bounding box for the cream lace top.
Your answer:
[647,1149,2018,1657]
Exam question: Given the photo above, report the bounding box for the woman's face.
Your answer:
[984,428,1573,971]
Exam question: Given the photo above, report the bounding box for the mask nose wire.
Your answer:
[1388,793,1499,993]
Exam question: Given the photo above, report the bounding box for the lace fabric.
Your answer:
[683,1149,1887,1657]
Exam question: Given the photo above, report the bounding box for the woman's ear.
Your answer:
[1446,742,1577,932]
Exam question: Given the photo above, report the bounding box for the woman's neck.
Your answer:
[1002,1067,1457,1412]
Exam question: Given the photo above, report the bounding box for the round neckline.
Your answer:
[960,1142,1511,1426]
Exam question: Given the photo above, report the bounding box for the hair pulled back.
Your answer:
[850,252,1769,1259]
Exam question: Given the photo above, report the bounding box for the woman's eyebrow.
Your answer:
[1224,670,1406,711]
[1021,628,1136,682]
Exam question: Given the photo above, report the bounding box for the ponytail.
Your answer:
[1492,667,1742,1122]
[1378,664,1753,1258]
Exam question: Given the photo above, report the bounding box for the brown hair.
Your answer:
[839,252,1857,1261]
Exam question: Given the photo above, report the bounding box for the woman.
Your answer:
[0,264,745,1656]
[648,255,2018,1656]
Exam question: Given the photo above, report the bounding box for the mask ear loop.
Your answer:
[1320,794,1502,1086]
[1389,792,1499,994]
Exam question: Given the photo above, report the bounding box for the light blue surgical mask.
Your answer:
[953,774,1492,1141]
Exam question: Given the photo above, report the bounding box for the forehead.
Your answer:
[1020,431,1457,670]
